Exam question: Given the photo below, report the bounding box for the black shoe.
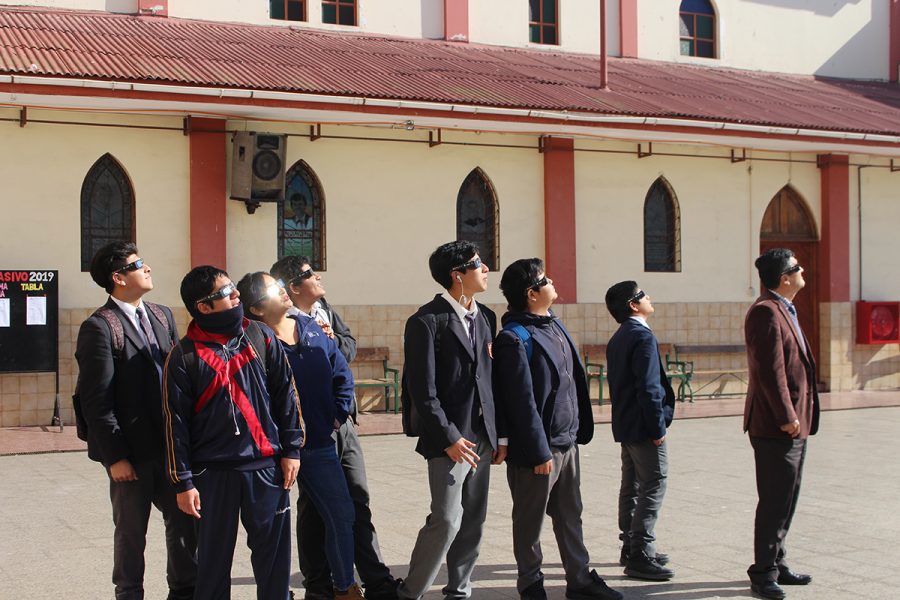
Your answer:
[305,590,335,600]
[565,569,623,600]
[777,568,811,586]
[520,577,548,600]
[751,580,786,599]
[619,547,669,567]
[624,553,674,581]
[364,577,401,600]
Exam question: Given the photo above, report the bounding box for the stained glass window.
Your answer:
[456,168,499,270]
[80,154,135,271]
[278,160,325,270]
[644,177,681,272]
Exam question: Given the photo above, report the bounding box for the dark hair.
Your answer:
[428,240,480,289]
[605,280,641,323]
[270,255,311,285]
[89,241,138,293]
[236,272,270,320]
[755,248,795,290]
[500,258,544,312]
[180,265,229,318]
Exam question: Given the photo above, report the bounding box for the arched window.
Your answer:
[456,168,499,270]
[644,177,681,272]
[679,0,716,58]
[80,154,135,271]
[278,160,326,270]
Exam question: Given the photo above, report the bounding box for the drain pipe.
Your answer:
[600,0,608,89]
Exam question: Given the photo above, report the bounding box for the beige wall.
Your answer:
[638,0,890,79]
[0,108,190,309]
[574,142,821,304]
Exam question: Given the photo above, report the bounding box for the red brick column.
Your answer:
[444,0,469,42]
[817,154,850,302]
[543,137,577,303]
[189,118,227,269]
[619,0,638,57]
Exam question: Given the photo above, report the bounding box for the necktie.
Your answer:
[465,313,477,354]
[135,307,163,366]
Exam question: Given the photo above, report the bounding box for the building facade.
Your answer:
[1,0,900,426]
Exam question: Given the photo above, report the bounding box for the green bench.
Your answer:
[352,347,400,413]
[584,343,693,404]
[671,344,747,401]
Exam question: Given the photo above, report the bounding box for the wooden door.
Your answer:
[760,186,820,373]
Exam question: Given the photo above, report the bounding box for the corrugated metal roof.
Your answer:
[2,6,900,135]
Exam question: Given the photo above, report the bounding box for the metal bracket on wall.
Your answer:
[538,136,546,153]
[428,129,442,148]
[891,159,900,172]
[637,142,653,158]
[310,124,322,141]
[182,115,192,136]
[19,106,27,127]
[731,148,747,163]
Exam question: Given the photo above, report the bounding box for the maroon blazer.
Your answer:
[743,291,820,439]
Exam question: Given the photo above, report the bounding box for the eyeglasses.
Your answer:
[288,268,315,285]
[453,258,483,272]
[782,264,803,275]
[116,258,144,273]
[249,279,285,306]
[196,283,236,305]
[530,276,550,291]
[628,290,646,305]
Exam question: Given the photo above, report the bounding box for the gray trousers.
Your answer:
[398,437,493,600]
[297,419,392,592]
[506,445,592,593]
[618,440,668,558]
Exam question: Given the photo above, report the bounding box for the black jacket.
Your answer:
[493,311,593,468]
[606,319,675,443]
[319,297,357,364]
[75,298,177,466]
[403,294,499,459]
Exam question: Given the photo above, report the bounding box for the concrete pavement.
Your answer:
[1,406,898,599]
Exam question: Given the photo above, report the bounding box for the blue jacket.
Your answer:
[281,315,354,449]
[163,319,304,492]
[493,311,594,468]
[606,319,675,443]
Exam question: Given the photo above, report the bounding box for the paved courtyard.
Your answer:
[1,407,898,599]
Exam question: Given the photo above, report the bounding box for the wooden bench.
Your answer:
[672,344,747,400]
[583,343,692,404]
[352,347,400,413]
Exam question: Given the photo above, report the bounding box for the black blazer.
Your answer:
[403,294,499,459]
[319,297,357,364]
[606,319,675,444]
[493,312,594,468]
[75,298,178,466]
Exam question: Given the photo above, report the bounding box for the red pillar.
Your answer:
[189,118,227,269]
[444,0,469,42]
[817,154,850,302]
[543,137,577,303]
[890,0,900,82]
[619,0,638,58]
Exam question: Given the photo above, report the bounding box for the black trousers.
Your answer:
[108,459,196,600]
[297,420,392,593]
[748,436,807,584]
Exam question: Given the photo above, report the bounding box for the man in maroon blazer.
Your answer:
[744,248,820,600]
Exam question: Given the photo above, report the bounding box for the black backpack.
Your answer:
[72,303,173,442]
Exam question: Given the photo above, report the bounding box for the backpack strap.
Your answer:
[245,320,269,374]
[503,322,533,362]
[93,307,125,357]
[143,301,177,347]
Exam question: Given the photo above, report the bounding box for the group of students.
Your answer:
[74,239,816,600]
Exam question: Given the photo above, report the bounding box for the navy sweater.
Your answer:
[281,315,354,449]
[493,311,594,468]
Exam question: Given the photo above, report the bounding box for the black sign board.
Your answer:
[0,270,59,373]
